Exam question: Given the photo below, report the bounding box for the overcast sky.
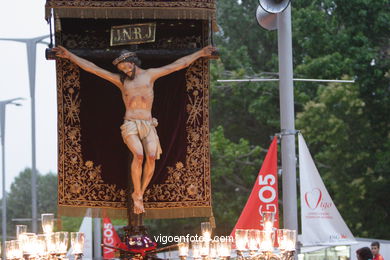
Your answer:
[0,0,57,193]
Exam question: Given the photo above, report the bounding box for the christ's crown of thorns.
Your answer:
[112,52,137,66]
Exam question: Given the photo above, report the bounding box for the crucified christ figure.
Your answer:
[54,45,216,214]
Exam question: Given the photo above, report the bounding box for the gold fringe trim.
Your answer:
[209,210,216,229]
[58,206,212,219]
[46,7,215,21]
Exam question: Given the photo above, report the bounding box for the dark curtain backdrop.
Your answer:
[79,58,188,190]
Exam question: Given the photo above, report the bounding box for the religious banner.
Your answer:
[52,0,214,218]
[230,137,279,237]
[299,134,356,246]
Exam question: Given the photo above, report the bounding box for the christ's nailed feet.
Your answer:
[132,192,145,214]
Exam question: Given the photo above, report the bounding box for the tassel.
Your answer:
[209,211,216,229]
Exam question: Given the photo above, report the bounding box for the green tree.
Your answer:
[210,0,389,239]
[0,168,57,238]
[296,82,390,238]
[210,126,267,235]
[291,0,389,239]
[210,68,280,145]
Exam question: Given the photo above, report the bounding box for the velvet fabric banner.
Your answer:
[56,19,211,219]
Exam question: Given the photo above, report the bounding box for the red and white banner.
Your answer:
[230,137,279,237]
[299,134,356,246]
[103,218,125,259]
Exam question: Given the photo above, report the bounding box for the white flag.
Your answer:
[67,209,93,259]
[78,209,93,259]
[298,134,356,246]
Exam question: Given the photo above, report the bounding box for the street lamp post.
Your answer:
[0,35,49,233]
[0,98,23,260]
[277,5,298,233]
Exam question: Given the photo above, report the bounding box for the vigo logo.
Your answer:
[258,174,278,227]
[304,188,322,209]
[103,223,115,254]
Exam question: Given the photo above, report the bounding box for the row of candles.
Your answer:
[177,222,232,259]
[3,213,85,260]
[235,228,296,252]
[178,212,296,260]
[3,211,295,259]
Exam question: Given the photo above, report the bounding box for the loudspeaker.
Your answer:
[255,0,291,30]
[256,5,277,30]
[258,0,291,14]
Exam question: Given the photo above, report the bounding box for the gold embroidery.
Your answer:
[58,60,127,208]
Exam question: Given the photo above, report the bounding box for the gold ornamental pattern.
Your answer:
[57,60,127,208]
[57,58,211,210]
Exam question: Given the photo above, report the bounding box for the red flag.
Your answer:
[230,137,279,237]
[103,218,126,259]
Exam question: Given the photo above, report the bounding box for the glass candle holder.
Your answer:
[209,240,218,259]
[6,240,13,260]
[16,225,27,240]
[55,231,69,255]
[277,229,296,251]
[178,242,189,257]
[200,240,210,257]
[285,230,296,251]
[12,240,23,260]
[46,232,57,255]
[277,229,288,250]
[218,240,231,258]
[19,232,38,256]
[41,213,55,234]
[36,234,48,258]
[192,241,201,259]
[247,229,260,251]
[201,222,212,242]
[235,229,248,251]
[262,211,275,232]
[259,230,274,252]
[71,232,85,255]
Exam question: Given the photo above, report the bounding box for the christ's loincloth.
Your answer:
[120,118,162,159]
